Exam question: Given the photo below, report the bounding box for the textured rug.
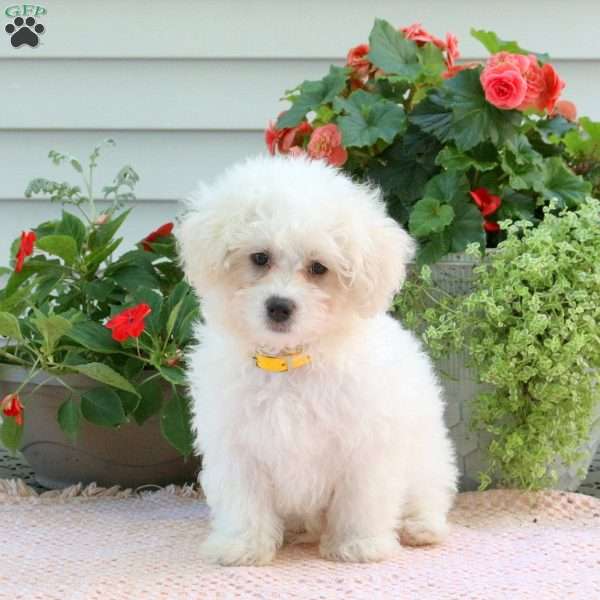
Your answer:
[0,481,599,600]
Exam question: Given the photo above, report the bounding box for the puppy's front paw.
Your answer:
[400,516,449,547]
[200,531,278,566]
[319,532,399,563]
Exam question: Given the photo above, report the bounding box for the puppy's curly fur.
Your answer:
[178,156,457,565]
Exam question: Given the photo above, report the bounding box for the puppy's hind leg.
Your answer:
[400,434,457,547]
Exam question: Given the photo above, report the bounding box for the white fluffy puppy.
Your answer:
[178,156,457,566]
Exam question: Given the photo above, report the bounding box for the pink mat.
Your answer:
[0,483,599,599]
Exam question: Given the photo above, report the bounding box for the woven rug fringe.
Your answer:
[0,478,204,502]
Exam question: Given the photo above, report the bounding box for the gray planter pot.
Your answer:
[425,253,600,491]
[0,365,200,489]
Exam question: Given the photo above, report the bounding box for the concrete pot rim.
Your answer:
[0,364,158,388]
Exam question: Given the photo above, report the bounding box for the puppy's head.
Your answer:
[177,156,415,350]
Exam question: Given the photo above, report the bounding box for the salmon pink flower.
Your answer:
[401,23,445,50]
[307,124,348,167]
[142,222,174,251]
[265,118,312,156]
[106,304,152,342]
[1,393,24,427]
[15,230,36,273]
[552,99,577,122]
[445,33,460,68]
[480,62,527,110]
[537,63,565,113]
[470,188,502,217]
[346,44,371,79]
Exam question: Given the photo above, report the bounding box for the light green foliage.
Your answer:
[394,200,600,489]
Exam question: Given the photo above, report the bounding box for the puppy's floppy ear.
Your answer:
[176,184,229,295]
[347,210,416,318]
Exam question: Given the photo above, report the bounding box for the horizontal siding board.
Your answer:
[0,0,598,59]
[1,59,599,131]
[0,130,265,201]
[0,198,179,267]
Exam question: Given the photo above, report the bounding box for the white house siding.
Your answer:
[1,0,599,264]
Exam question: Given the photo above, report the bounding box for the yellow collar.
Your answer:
[254,351,312,373]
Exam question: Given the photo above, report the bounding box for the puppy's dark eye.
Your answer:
[251,252,270,267]
[309,261,328,275]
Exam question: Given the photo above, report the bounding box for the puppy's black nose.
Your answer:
[266,296,296,323]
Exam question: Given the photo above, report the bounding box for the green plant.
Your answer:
[266,19,597,265]
[0,141,199,456]
[394,199,600,489]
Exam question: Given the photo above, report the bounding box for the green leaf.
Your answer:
[537,157,592,208]
[470,29,549,63]
[71,363,140,396]
[82,279,118,303]
[160,391,194,456]
[0,311,22,340]
[367,18,421,81]
[81,387,126,427]
[423,170,470,205]
[111,266,160,293]
[85,238,123,273]
[159,365,187,386]
[0,416,23,453]
[89,209,131,250]
[447,196,486,253]
[563,117,600,160]
[409,198,455,237]
[501,135,545,190]
[416,230,451,265]
[335,90,406,147]
[366,126,441,207]
[436,145,497,172]
[409,92,453,142]
[444,69,522,151]
[57,398,81,441]
[277,66,350,129]
[65,320,121,354]
[32,315,72,352]
[36,235,78,265]
[117,390,140,415]
[133,380,163,425]
[56,211,87,250]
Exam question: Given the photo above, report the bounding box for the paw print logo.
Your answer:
[5,16,45,48]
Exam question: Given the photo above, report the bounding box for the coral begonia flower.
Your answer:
[105,304,152,342]
[307,124,348,167]
[470,188,502,217]
[1,393,24,427]
[15,230,36,273]
[141,223,174,251]
[552,99,577,122]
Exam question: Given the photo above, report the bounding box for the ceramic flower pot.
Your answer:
[0,365,200,489]
[423,253,600,491]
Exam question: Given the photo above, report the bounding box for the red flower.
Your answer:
[15,230,36,273]
[105,304,152,342]
[141,222,174,251]
[470,188,502,217]
[445,33,460,68]
[1,393,24,427]
[484,220,500,233]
